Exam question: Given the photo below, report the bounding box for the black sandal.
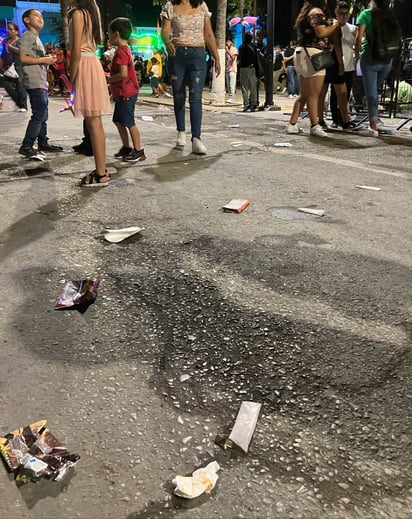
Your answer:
[80,170,110,188]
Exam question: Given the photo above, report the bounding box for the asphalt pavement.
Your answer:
[0,85,411,519]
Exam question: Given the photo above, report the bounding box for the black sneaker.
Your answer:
[114,146,132,159]
[122,149,146,163]
[38,143,64,152]
[18,146,38,158]
[73,142,93,156]
[342,120,360,130]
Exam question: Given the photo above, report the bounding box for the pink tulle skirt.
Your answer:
[73,55,111,117]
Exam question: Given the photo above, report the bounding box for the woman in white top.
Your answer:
[161,0,220,155]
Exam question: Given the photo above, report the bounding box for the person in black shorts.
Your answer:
[318,55,357,129]
[318,1,358,130]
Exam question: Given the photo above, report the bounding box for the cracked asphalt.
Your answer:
[0,90,411,519]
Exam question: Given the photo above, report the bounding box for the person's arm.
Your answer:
[204,17,220,76]
[161,18,175,57]
[69,10,84,82]
[107,64,127,83]
[355,24,365,55]
[7,41,20,56]
[20,52,54,66]
[310,9,339,39]
[332,28,344,76]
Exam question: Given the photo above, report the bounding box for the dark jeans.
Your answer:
[0,74,27,109]
[167,46,207,139]
[22,88,49,148]
[286,65,299,95]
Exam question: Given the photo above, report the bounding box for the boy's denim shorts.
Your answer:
[112,94,137,128]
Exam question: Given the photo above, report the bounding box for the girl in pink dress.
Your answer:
[68,0,111,186]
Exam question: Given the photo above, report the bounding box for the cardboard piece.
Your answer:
[223,199,251,213]
[227,401,262,453]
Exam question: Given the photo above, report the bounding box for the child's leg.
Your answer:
[129,125,142,151]
[114,122,130,148]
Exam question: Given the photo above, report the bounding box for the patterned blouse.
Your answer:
[161,1,211,47]
[298,11,330,49]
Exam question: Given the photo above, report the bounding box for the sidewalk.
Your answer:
[139,84,295,121]
[139,84,412,133]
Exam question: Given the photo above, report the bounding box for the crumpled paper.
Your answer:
[173,461,220,499]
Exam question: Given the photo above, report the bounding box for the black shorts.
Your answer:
[325,54,345,84]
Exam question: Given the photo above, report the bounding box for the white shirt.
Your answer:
[341,22,357,72]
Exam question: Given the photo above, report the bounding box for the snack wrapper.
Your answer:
[55,278,99,314]
[0,420,80,486]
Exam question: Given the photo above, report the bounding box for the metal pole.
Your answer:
[265,0,274,107]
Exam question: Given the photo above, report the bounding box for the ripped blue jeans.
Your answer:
[167,47,207,140]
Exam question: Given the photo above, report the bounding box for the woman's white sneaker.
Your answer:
[176,131,186,147]
[287,123,304,134]
[310,124,328,137]
[192,137,207,155]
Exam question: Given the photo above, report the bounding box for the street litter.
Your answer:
[228,124,240,128]
[173,461,220,499]
[297,207,325,217]
[231,142,243,147]
[55,278,99,314]
[356,185,381,191]
[0,420,80,486]
[274,142,293,147]
[223,199,251,213]
[225,401,262,453]
[141,115,154,122]
[103,226,143,243]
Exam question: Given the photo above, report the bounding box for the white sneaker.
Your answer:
[365,127,379,137]
[176,131,186,147]
[310,124,328,138]
[227,97,234,104]
[18,108,27,112]
[287,123,303,134]
[192,137,207,155]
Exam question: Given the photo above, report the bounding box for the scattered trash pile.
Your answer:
[172,401,261,501]
[0,420,80,486]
